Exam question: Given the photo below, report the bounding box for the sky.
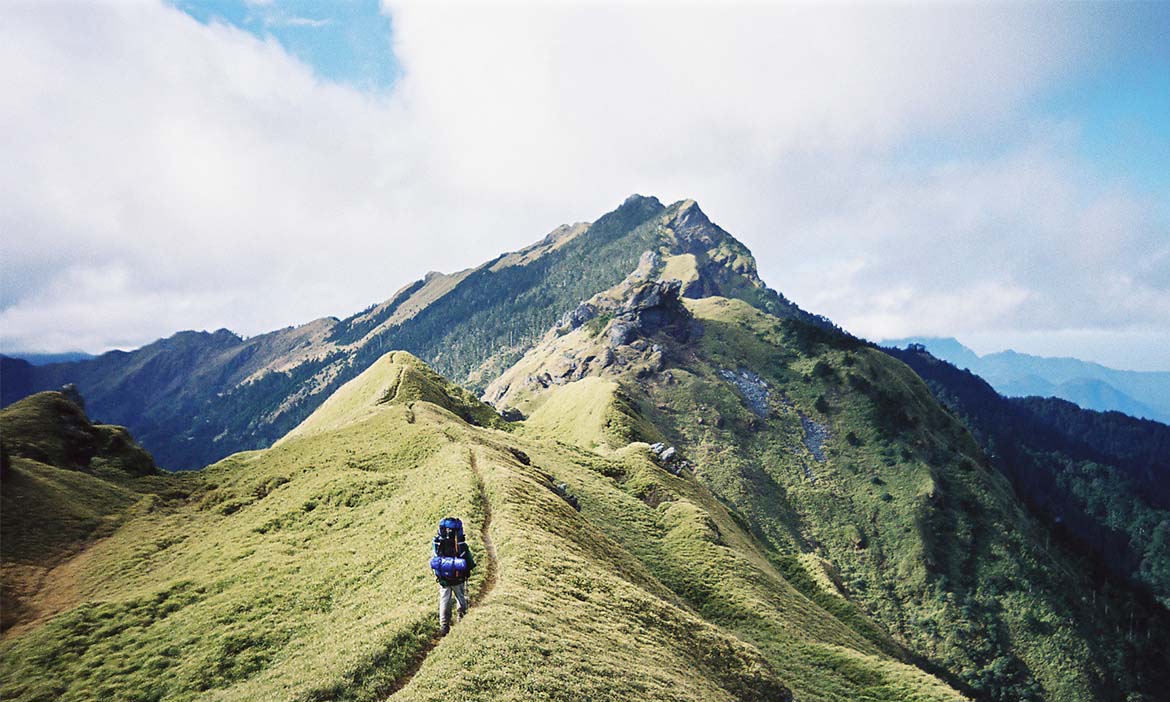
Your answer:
[1,1,1167,371]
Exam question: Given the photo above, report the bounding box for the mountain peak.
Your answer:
[664,198,712,231]
[656,199,758,280]
[622,193,661,208]
[0,193,825,469]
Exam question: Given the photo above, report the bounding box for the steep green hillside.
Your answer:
[488,281,1170,702]
[885,346,1170,610]
[2,353,970,702]
[1,196,821,470]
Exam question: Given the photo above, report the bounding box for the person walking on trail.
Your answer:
[430,516,476,636]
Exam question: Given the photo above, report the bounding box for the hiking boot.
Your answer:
[440,623,450,636]
[457,607,467,619]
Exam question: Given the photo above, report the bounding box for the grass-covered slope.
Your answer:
[0,391,158,478]
[487,283,1170,702]
[1,392,176,634]
[884,346,1170,611]
[278,351,505,444]
[1,352,970,702]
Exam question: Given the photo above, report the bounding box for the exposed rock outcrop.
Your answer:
[607,280,696,347]
[559,302,598,331]
[799,412,830,467]
[718,367,771,417]
[648,441,694,476]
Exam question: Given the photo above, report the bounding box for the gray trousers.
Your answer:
[439,582,467,632]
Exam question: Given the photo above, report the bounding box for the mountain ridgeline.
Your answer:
[0,196,825,470]
[2,196,1168,702]
[885,336,1170,424]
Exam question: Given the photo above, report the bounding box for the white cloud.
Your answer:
[1,0,1165,370]
[771,138,1170,354]
[271,16,331,28]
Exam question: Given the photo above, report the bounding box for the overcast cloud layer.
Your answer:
[1,1,1167,370]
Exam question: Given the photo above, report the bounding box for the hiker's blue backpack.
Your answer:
[430,555,469,581]
[430,517,468,582]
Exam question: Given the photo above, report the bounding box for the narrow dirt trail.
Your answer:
[383,448,498,698]
[468,448,499,597]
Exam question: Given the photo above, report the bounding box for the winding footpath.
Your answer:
[467,449,499,599]
[383,448,498,698]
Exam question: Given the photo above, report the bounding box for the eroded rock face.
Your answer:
[608,321,639,347]
[625,278,679,311]
[560,302,597,331]
[606,280,695,348]
[800,413,830,463]
[483,263,702,408]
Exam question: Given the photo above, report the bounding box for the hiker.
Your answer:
[429,516,476,636]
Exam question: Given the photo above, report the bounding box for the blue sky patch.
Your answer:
[1038,2,1170,198]
[171,0,399,91]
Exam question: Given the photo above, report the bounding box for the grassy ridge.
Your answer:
[1,350,971,701]
[0,355,793,701]
[1,404,475,701]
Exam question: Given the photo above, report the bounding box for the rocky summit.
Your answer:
[2,196,1168,702]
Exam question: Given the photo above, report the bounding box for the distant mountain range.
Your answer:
[882,337,1170,424]
[2,352,95,366]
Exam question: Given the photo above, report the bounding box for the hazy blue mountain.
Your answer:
[884,336,1170,424]
[1,352,95,366]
